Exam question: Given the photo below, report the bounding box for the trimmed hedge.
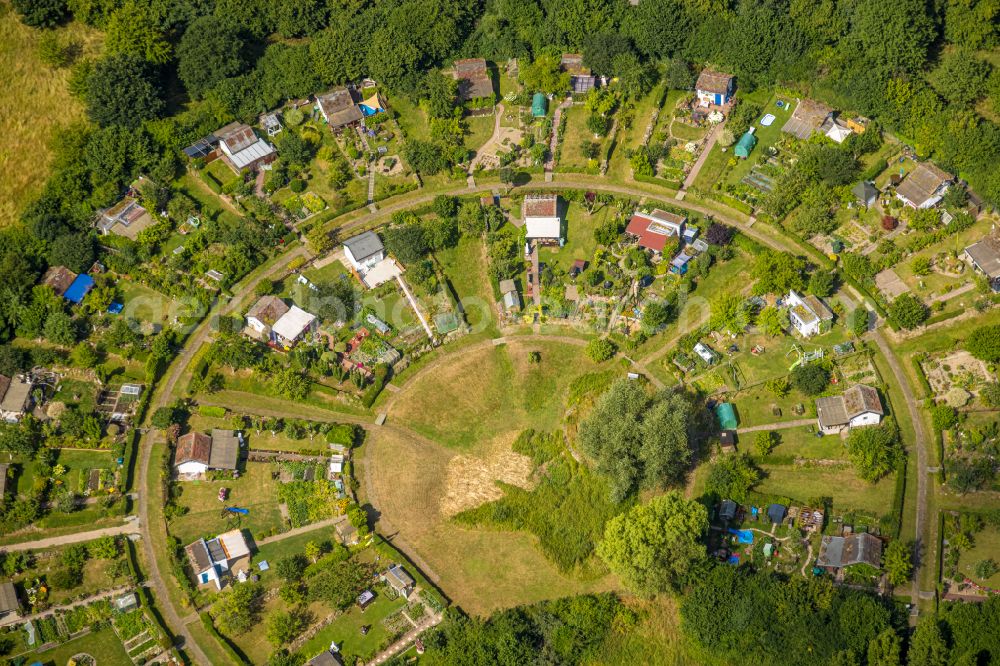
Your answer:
[198,405,227,418]
[910,356,932,400]
[200,612,248,665]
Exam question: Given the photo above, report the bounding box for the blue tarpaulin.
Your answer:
[108,302,124,314]
[727,528,754,544]
[727,555,740,565]
[63,274,94,304]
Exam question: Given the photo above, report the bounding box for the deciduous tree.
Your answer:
[596,491,707,595]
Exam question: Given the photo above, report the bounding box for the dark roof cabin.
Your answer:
[561,54,596,93]
[781,99,833,140]
[41,266,78,297]
[208,429,239,470]
[317,88,363,131]
[817,533,882,569]
[718,499,738,521]
[306,650,344,666]
[453,58,495,102]
[767,504,787,524]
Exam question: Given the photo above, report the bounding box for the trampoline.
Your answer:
[760,113,776,126]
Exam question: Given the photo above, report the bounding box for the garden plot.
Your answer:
[835,353,880,386]
[874,269,911,299]
[922,350,991,402]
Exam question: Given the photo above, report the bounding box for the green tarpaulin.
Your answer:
[734,130,757,158]
[532,92,547,118]
[716,402,738,430]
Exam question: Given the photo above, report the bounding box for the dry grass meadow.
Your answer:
[369,339,618,614]
[0,8,103,225]
[366,426,616,616]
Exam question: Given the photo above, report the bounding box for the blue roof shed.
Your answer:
[63,274,95,304]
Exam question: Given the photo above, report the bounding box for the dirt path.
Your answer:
[870,328,931,600]
[366,609,443,665]
[397,275,434,339]
[1,519,139,552]
[255,515,346,547]
[736,418,814,434]
[1,583,142,627]
[134,247,311,665]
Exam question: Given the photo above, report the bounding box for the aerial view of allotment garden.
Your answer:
[1,0,1000,663]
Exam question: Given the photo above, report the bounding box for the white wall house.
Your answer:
[0,375,32,423]
[245,295,291,341]
[271,305,317,347]
[186,530,251,590]
[695,69,735,106]
[896,163,952,209]
[343,231,385,272]
[523,194,562,243]
[786,290,834,338]
[815,385,884,435]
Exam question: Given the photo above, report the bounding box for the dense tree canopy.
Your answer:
[84,55,165,129]
[682,566,897,666]
[578,381,696,502]
[596,491,708,595]
[177,16,247,100]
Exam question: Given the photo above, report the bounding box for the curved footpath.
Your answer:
[137,177,933,662]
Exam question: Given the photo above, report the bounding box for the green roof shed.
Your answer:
[715,402,738,430]
[734,130,757,158]
[532,92,547,118]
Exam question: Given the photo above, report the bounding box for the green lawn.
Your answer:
[118,279,179,326]
[14,448,115,496]
[253,525,340,565]
[10,627,131,666]
[559,105,606,172]
[303,259,353,285]
[755,464,894,515]
[298,592,409,663]
[606,84,667,181]
[692,93,796,192]
[175,172,243,228]
[391,339,600,450]
[435,235,497,334]
[361,284,420,334]
[720,94,796,188]
[761,426,848,461]
[957,525,1000,588]
[168,464,286,544]
[537,202,607,273]
[389,94,431,143]
[672,122,708,142]
[464,113,495,154]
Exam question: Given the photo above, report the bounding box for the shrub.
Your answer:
[791,364,829,395]
[289,179,306,193]
[585,338,617,363]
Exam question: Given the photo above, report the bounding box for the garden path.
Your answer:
[678,120,724,195]
[1,518,139,553]
[255,515,346,547]
[735,418,814,434]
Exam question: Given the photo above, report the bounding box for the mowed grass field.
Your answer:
[0,10,104,225]
[755,464,894,515]
[389,339,597,450]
